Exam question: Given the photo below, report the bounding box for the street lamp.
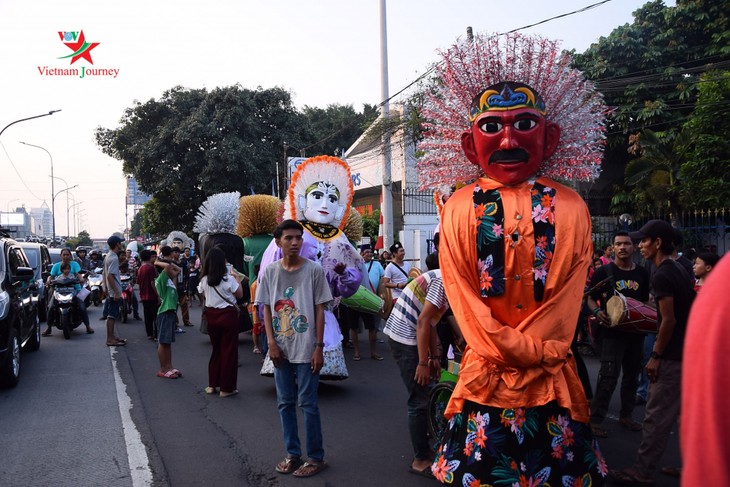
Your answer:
[54,185,78,240]
[6,199,21,212]
[51,175,75,238]
[0,110,62,137]
[69,200,83,236]
[19,141,55,242]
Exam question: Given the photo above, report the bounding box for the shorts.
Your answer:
[103,297,121,320]
[157,311,176,344]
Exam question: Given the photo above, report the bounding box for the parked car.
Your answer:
[0,232,41,388]
[18,242,52,322]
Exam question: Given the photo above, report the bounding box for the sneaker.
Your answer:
[175,327,186,334]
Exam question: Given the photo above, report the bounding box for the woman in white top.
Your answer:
[198,247,244,397]
[383,242,411,302]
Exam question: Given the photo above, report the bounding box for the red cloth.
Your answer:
[137,263,158,301]
[205,306,239,393]
[681,254,730,484]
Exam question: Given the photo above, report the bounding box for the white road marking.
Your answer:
[110,347,153,486]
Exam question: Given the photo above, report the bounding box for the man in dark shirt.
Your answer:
[587,231,650,438]
[609,220,695,486]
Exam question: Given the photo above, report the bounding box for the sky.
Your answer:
[0,0,671,239]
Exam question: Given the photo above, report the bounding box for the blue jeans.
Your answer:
[388,338,431,460]
[273,359,324,462]
[636,334,656,400]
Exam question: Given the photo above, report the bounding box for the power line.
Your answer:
[305,0,619,152]
[0,139,45,203]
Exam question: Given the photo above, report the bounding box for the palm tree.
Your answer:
[624,129,693,219]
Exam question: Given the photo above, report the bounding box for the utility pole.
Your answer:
[379,0,394,250]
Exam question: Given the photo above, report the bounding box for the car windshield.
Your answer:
[23,248,39,268]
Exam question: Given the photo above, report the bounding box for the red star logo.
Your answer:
[58,30,100,65]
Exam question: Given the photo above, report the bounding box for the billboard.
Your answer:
[126,177,151,206]
[0,213,25,226]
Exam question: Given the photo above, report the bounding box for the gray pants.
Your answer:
[633,358,681,477]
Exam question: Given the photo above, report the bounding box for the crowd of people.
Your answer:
[77,33,725,486]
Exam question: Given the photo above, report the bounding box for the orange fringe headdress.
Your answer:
[285,155,353,230]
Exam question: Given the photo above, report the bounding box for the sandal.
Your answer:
[170,368,182,377]
[106,340,127,347]
[293,460,328,478]
[42,329,52,336]
[275,456,303,474]
[219,390,238,398]
[353,354,361,361]
[156,370,179,379]
[608,468,655,486]
[252,347,261,354]
[204,386,217,394]
[371,354,384,361]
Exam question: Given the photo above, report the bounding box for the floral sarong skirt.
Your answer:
[432,400,607,486]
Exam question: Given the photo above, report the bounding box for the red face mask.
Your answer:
[461,108,560,185]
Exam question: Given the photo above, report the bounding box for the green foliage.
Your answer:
[97,86,378,235]
[623,128,693,215]
[679,70,730,208]
[572,0,729,213]
[301,103,378,156]
[96,85,311,234]
[360,209,380,243]
[67,230,92,249]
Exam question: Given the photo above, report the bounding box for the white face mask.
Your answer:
[302,182,341,225]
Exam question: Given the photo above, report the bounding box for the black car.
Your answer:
[0,232,41,388]
[18,242,52,322]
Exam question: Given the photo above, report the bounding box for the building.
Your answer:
[344,105,437,270]
[29,203,53,238]
[0,206,36,239]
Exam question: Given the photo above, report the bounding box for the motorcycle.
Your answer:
[49,275,83,339]
[86,267,105,306]
[120,273,134,323]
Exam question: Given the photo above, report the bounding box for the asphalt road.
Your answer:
[1,300,681,487]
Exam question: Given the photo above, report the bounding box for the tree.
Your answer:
[361,209,380,244]
[96,85,311,234]
[301,103,378,157]
[66,230,93,249]
[624,128,693,216]
[571,0,729,214]
[679,70,730,208]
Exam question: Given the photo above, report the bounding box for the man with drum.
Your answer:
[586,231,650,438]
[609,219,695,485]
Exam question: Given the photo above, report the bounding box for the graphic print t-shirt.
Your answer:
[255,259,332,363]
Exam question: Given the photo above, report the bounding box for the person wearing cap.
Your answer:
[103,235,126,346]
[609,220,695,485]
[382,242,411,302]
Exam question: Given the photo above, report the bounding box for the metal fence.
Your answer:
[401,187,437,215]
[592,208,729,256]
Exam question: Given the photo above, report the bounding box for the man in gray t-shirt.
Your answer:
[103,236,126,347]
[257,258,331,362]
[255,220,332,478]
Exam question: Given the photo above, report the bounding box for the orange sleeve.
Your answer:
[439,178,592,421]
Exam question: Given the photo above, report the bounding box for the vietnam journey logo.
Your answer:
[37,30,120,79]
